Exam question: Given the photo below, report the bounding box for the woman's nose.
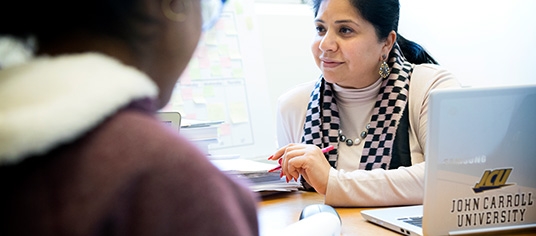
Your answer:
[318,30,337,52]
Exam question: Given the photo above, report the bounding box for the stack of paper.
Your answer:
[210,158,301,193]
[180,119,224,155]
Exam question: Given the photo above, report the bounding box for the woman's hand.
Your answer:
[268,143,332,195]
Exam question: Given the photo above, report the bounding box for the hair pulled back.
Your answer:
[311,0,438,65]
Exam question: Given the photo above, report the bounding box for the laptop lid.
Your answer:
[362,85,536,236]
[423,85,536,235]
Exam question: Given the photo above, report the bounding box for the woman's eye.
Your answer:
[339,27,353,34]
[315,26,326,34]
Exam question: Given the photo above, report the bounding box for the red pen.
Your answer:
[267,145,334,172]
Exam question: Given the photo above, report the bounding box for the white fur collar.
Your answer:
[0,53,158,164]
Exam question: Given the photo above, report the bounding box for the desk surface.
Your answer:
[257,191,536,236]
[257,191,399,236]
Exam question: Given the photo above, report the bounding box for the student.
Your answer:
[0,0,259,235]
[269,0,460,206]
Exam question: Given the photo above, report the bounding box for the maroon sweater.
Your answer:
[0,101,259,235]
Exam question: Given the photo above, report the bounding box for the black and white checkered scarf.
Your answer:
[301,43,413,170]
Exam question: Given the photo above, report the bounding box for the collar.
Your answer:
[0,53,158,164]
[332,77,382,106]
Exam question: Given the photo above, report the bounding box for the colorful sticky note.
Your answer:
[203,85,215,97]
[211,65,223,77]
[207,103,227,121]
[229,102,248,124]
[181,87,194,100]
[219,123,232,136]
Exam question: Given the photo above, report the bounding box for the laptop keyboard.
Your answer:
[398,216,423,228]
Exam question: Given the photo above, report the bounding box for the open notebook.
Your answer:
[361,85,536,235]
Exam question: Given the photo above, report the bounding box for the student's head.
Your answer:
[0,0,223,108]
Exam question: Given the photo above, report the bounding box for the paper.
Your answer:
[210,158,302,192]
[180,119,224,128]
[210,158,276,174]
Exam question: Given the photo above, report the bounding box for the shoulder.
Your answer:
[84,109,228,186]
[409,64,461,101]
[277,80,316,111]
[276,80,317,145]
[279,80,316,101]
[93,110,259,234]
[411,64,460,90]
[101,109,219,174]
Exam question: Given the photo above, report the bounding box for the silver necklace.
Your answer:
[338,123,370,146]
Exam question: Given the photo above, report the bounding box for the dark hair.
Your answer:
[311,0,438,65]
[0,0,152,47]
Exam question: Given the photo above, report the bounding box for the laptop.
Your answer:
[157,111,182,132]
[361,84,536,235]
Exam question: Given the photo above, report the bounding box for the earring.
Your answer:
[379,55,390,79]
[162,0,190,22]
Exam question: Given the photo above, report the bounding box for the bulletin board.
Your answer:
[161,0,277,158]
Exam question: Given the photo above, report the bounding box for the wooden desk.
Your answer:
[257,191,399,236]
[258,191,536,236]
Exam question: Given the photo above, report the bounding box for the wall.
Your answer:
[397,0,536,87]
[255,0,536,118]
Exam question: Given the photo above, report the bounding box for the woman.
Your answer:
[0,0,259,235]
[270,0,460,206]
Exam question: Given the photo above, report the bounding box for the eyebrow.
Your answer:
[315,19,360,27]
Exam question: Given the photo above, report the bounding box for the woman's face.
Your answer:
[311,0,390,89]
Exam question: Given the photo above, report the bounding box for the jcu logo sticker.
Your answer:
[473,168,513,193]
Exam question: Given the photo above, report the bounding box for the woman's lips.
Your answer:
[321,59,343,68]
